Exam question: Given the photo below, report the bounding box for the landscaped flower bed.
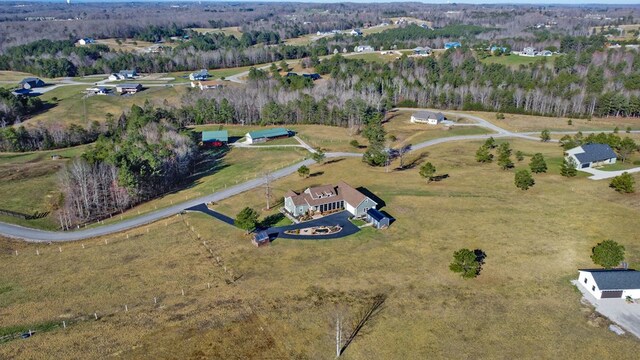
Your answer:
[284,225,342,236]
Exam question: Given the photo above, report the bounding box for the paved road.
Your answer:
[0,109,624,242]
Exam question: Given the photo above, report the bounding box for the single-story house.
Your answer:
[252,231,270,247]
[85,86,110,95]
[191,80,224,90]
[19,77,45,90]
[444,42,461,49]
[286,72,321,81]
[565,143,617,169]
[118,70,137,79]
[284,181,378,218]
[520,47,536,57]
[410,111,445,125]
[201,130,229,147]
[245,128,291,144]
[413,46,432,56]
[366,208,392,229]
[350,29,363,36]
[189,69,210,81]
[490,45,508,53]
[108,73,125,81]
[354,45,374,53]
[115,83,142,94]
[77,37,95,45]
[540,50,553,56]
[578,269,640,299]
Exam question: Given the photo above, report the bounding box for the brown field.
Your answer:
[93,38,160,53]
[465,111,640,132]
[1,139,639,358]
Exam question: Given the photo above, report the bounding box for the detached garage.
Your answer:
[578,269,640,299]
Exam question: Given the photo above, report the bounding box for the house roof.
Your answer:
[413,111,444,120]
[19,77,42,85]
[119,70,136,75]
[247,128,290,140]
[285,181,375,209]
[191,69,210,77]
[202,130,228,143]
[117,83,142,89]
[367,208,389,222]
[253,231,269,243]
[580,269,640,290]
[573,144,617,164]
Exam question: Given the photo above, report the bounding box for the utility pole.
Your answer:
[263,171,272,210]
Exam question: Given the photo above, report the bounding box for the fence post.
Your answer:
[94,313,98,320]
[181,289,185,296]
[62,321,66,329]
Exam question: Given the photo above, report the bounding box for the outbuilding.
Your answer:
[578,269,640,299]
[201,130,229,147]
[245,128,291,144]
[366,208,391,229]
[189,69,210,81]
[252,231,270,247]
[444,42,461,49]
[115,83,142,94]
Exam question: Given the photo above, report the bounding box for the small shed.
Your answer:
[202,130,229,147]
[366,208,391,229]
[252,231,270,247]
[19,77,45,90]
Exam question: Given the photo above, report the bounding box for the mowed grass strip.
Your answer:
[1,139,639,358]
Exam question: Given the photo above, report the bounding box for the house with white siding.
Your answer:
[410,111,445,125]
[284,181,377,218]
[565,144,617,169]
[577,269,640,299]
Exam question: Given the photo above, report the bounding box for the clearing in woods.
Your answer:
[1,140,639,358]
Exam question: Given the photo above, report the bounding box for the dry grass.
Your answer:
[465,111,640,132]
[93,38,159,53]
[25,85,187,127]
[189,27,243,38]
[2,139,639,358]
[0,71,53,83]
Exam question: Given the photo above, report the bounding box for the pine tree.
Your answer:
[560,158,578,177]
[476,145,493,163]
[529,153,547,173]
[419,162,436,182]
[515,169,535,190]
[497,142,513,170]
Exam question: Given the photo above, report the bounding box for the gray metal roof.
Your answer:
[413,111,444,120]
[574,144,617,164]
[581,269,640,290]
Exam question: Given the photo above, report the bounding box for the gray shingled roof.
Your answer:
[574,144,617,164]
[581,269,640,290]
[413,111,445,121]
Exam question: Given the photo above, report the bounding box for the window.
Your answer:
[584,278,587,284]
[592,285,596,291]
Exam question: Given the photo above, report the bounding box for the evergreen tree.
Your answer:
[312,149,326,163]
[540,129,551,142]
[515,150,524,162]
[515,169,535,190]
[560,157,578,177]
[591,240,625,269]
[297,165,310,178]
[529,153,547,173]
[235,207,260,233]
[449,248,482,279]
[419,162,436,182]
[476,145,493,163]
[497,142,514,170]
[609,172,635,193]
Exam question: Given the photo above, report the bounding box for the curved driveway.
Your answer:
[0,109,629,242]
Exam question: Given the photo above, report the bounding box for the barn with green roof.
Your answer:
[201,130,229,147]
[245,128,292,144]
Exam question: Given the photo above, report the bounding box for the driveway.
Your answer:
[573,280,640,339]
[268,211,360,240]
[577,166,640,180]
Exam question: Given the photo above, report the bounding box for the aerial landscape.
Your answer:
[1,0,640,358]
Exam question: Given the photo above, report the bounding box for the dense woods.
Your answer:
[56,104,196,228]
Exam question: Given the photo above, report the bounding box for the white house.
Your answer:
[354,45,374,53]
[578,269,640,299]
[189,69,210,81]
[284,182,378,218]
[78,38,95,45]
[520,47,536,57]
[350,29,363,36]
[190,80,224,90]
[565,144,617,169]
[410,111,445,125]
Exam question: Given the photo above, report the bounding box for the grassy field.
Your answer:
[347,52,400,63]
[480,54,557,68]
[0,146,88,229]
[93,38,158,53]
[466,111,640,132]
[1,139,639,358]
[25,85,187,127]
[0,71,53,83]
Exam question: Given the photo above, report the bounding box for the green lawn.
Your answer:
[598,161,640,171]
